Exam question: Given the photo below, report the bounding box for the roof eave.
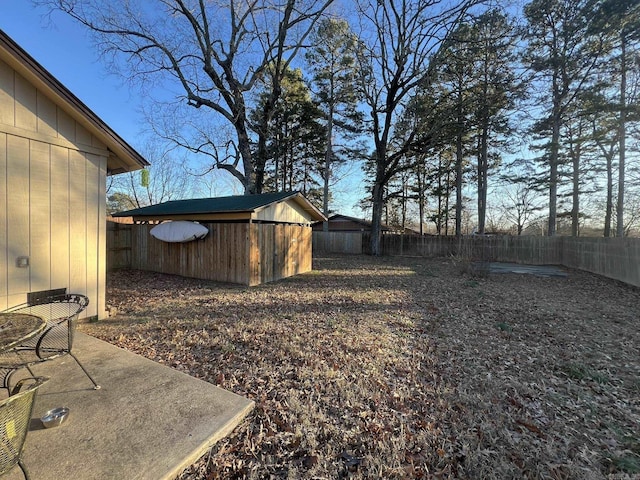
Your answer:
[128,212,254,222]
[249,192,325,223]
[0,30,149,174]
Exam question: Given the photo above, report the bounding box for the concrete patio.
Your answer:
[3,333,254,480]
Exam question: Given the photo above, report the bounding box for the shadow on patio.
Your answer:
[3,333,254,480]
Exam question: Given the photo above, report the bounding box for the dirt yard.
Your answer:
[80,255,640,479]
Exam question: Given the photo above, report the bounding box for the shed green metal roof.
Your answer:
[113,191,325,221]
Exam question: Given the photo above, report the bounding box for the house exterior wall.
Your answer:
[0,59,107,318]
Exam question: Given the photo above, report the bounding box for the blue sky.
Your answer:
[1,3,145,148]
[0,3,369,217]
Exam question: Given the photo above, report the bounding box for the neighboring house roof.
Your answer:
[114,191,327,224]
[313,214,421,234]
[0,29,149,174]
[313,214,390,232]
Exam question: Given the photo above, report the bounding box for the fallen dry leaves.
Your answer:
[80,255,640,479]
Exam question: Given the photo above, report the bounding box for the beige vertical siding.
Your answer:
[68,150,87,300]
[50,145,70,295]
[6,135,29,306]
[0,133,6,311]
[0,60,13,127]
[29,140,51,293]
[14,71,37,132]
[254,200,317,224]
[85,153,100,317]
[0,59,108,318]
[97,155,107,318]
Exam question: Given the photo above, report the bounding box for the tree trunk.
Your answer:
[445,168,451,236]
[455,83,464,238]
[236,119,257,194]
[605,153,613,237]
[571,142,580,237]
[323,97,335,233]
[436,159,443,235]
[477,121,489,234]
[617,33,626,237]
[548,105,561,236]
[370,182,385,255]
[417,165,424,235]
[401,177,407,232]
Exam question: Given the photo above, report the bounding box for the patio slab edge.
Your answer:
[7,333,254,480]
[164,394,255,480]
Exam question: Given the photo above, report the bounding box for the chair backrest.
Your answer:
[26,288,67,307]
[5,294,89,322]
[0,377,48,476]
[4,294,90,357]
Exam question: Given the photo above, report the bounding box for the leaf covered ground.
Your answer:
[80,255,640,479]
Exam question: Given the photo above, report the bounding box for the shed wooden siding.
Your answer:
[254,199,315,224]
[249,223,311,286]
[128,222,312,285]
[131,223,251,284]
[0,59,108,317]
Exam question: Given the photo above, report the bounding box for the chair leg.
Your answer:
[18,459,31,480]
[1,368,12,392]
[69,352,101,390]
[2,368,21,394]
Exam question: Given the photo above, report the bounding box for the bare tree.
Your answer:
[109,140,192,210]
[354,0,477,255]
[500,182,544,235]
[37,0,333,194]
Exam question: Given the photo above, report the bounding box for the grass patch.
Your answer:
[607,453,640,474]
[495,321,512,332]
[561,363,610,384]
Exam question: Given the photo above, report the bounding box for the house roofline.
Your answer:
[0,29,149,174]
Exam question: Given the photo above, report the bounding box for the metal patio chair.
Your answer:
[0,377,48,480]
[0,292,100,391]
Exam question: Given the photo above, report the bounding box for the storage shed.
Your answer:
[0,30,149,318]
[113,191,326,286]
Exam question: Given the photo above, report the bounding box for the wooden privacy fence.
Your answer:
[312,231,362,255]
[378,234,565,265]
[107,221,312,286]
[313,231,559,259]
[312,231,640,287]
[106,222,132,271]
[110,226,640,287]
